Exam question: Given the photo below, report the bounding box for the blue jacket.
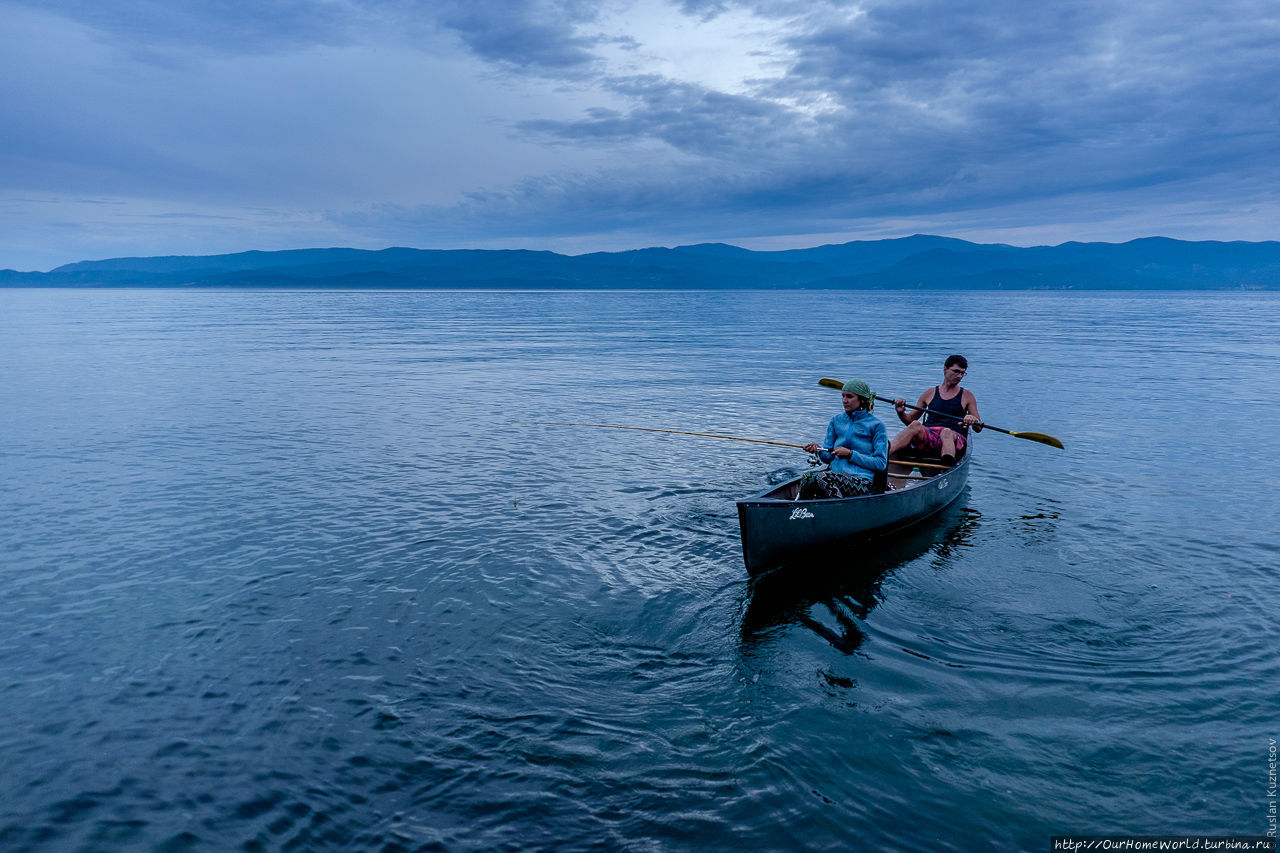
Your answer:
[817,410,888,481]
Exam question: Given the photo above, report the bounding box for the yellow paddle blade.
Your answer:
[1009,431,1065,449]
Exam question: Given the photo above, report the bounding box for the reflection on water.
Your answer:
[741,496,981,654]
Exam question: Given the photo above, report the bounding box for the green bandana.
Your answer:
[842,378,874,410]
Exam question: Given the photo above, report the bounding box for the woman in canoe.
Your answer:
[801,378,889,498]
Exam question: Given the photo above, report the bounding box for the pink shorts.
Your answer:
[911,426,966,454]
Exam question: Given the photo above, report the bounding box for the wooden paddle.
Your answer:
[817,378,1064,449]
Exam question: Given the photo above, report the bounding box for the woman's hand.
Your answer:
[803,442,821,453]
[831,446,852,459]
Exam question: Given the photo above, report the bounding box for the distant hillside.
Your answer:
[4,235,1280,289]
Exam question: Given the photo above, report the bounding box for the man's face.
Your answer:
[944,363,967,384]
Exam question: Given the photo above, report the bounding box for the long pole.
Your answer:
[531,421,812,449]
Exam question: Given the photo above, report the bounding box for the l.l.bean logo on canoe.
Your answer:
[789,507,815,521]
[937,479,948,490]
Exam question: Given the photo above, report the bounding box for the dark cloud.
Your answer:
[764,0,1280,159]
[674,0,731,19]
[518,75,800,159]
[428,0,603,71]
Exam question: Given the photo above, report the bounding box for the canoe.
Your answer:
[735,452,971,576]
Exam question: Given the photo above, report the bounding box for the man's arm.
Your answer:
[963,390,982,431]
[894,389,931,425]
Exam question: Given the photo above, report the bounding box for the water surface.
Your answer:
[1,288,1277,851]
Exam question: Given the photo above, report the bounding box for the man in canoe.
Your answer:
[801,378,889,498]
[889,354,982,464]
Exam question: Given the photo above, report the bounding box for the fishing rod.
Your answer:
[531,421,817,450]
[532,421,956,469]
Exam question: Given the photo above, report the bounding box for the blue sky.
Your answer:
[3,0,1278,270]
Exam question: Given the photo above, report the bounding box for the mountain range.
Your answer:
[4,235,1279,289]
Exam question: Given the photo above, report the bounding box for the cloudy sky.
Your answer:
[2,0,1278,270]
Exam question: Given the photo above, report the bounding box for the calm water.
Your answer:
[1,288,1277,852]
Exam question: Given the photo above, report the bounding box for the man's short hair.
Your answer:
[944,354,968,370]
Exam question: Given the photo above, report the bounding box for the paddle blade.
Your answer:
[1011,431,1064,449]
[818,377,844,390]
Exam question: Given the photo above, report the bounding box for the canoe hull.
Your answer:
[735,455,970,576]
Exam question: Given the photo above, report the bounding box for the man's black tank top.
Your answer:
[924,386,967,433]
